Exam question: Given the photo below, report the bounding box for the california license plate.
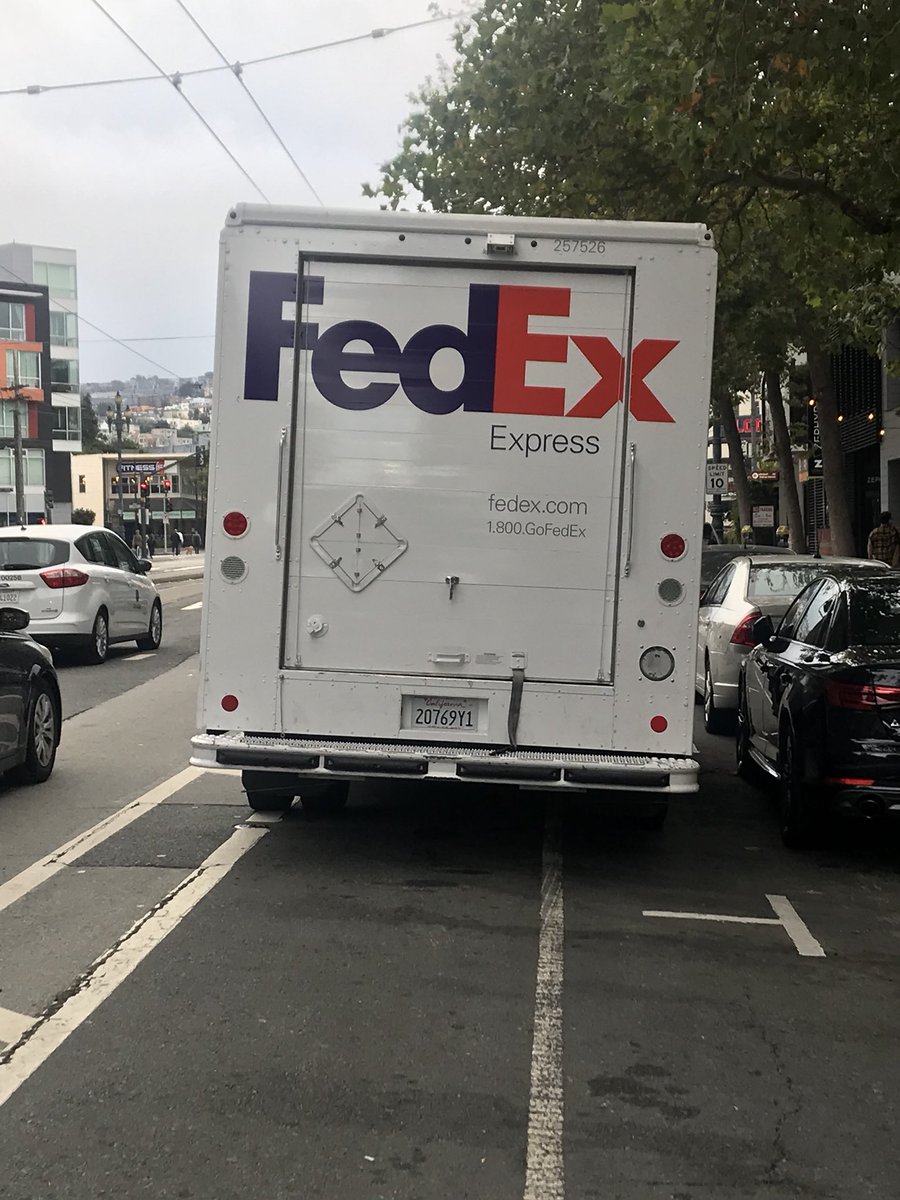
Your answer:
[402,695,481,732]
[0,592,20,605]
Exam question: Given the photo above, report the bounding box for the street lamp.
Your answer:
[106,392,127,536]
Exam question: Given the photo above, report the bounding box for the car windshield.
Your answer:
[747,564,827,601]
[0,538,69,569]
[848,585,900,647]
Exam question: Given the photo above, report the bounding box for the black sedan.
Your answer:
[737,567,900,845]
[0,606,61,787]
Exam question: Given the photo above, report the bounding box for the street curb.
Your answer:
[154,569,205,586]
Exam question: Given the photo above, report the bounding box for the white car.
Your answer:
[0,525,162,664]
[696,554,883,733]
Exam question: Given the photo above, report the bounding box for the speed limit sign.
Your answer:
[706,463,729,495]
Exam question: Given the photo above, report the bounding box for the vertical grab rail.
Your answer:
[274,426,287,561]
[623,442,637,577]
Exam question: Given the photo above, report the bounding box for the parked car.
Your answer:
[0,525,162,664]
[696,554,883,733]
[737,567,900,845]
[700,542,793,591]
[0,605,61,785]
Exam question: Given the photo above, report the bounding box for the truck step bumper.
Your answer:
[191,734,699,794]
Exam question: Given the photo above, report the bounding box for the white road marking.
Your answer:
[523,804,565,1200]
[0,766,204,916]
[0,1007,33,1044]
[766,894,827,958]
[0,823,267,1108]
[128,653,156,662]
[244,809,290,826]
[181,601,203,611]
[643,910,781,926]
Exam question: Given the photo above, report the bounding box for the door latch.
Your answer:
[445,575,459,601]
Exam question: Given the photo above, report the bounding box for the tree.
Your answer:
[372,0,900,554]
[72,507,95,525]
[79,392,108,453]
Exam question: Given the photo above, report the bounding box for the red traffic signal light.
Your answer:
[140,478,149,495]
[162,477,171,491]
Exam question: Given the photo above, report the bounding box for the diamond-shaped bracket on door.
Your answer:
[309,493,408,592]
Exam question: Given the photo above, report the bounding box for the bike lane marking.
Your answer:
[0,822,267,1108]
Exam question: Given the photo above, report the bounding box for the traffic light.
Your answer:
[165,497,173,513]
[162,477,172,493]
[140,478,149,498]
[194,445,206,468]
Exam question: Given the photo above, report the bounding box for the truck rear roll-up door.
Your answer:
[283,258,633,684]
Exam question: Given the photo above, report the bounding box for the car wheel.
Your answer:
[136,601,162,651]
[703,661,730,735]
[11,679,59,785]
[735,685,760,782]
[300,781,349,816]
[778,725,816,848]
[82,609,109,665]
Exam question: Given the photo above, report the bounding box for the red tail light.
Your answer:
[824,681,900,710]
[730,610,761,647]
[40,568,89,589]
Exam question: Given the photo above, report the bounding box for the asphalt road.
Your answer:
[0,625,898,1199]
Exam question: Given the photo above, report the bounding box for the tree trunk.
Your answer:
[714,390,752,536]
[807,347,855,556]
[764,369,805,552]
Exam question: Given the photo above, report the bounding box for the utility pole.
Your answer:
[12,405,25,527]
[109,391,125,538]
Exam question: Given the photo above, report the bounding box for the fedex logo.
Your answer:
[244,270,678,422]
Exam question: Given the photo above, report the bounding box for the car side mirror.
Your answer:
[137,558,152,574]
[0,606,30,631]
[751,614,775,647]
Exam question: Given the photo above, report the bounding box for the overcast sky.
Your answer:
[2,0,463,384]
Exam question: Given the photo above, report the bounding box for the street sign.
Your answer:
[119,460,166,475]
[750,470,779,481]
[752,505,775,528]
[706,463,729,495]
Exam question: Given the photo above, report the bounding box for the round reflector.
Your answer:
[639,647,675,681]
[660,533,686,559]
[650,715,668,733]
[223,511,248,537]
[221,694,239,712]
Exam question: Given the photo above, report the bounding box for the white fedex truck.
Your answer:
[192,206,717,817]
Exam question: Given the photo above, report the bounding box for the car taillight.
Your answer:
[730,610,761,647]
[40,568,89,589]
[824,681,900,710]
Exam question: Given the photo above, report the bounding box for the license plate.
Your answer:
[403,696,481,731]
[0,592,19,605]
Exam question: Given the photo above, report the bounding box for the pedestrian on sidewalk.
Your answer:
[131,529,142,555]
[146,531,156,558]
[191,529,202,555]
[867,511,900,566]
[173,528,183,557]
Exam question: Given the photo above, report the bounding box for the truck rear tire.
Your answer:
[300,781,349,815]
[242,770,295,812]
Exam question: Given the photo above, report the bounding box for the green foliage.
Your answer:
[79,393,108,454]
[71,508,95,525]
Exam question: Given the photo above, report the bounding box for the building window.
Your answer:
[52,405,82,441]
[4,349,41,389]
[33,261,77,299]
[0,449,45,488]
[0,400,28,438]
[0,302,26,342]
[49,310,78,347]
[49,358,79,392]
[78,474,86,493]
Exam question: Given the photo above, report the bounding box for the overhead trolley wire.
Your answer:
[172,0,323,205]
[87,0,271,203]
[0,14,462,99]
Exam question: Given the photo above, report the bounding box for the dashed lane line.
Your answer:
[0,766,204,917]
[523,802,565,1200]
[0,823,267,1108]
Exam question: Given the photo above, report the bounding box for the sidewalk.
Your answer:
[147,551,205,582]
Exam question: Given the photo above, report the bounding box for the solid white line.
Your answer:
[523,804,565,1200]
[181,601,203,611]
[643,910,782,926]
[766,894,827,958]
[0,766,204,916]
[0,1007,33,1044]
[128,653,156,662]
[0,824,267,1108]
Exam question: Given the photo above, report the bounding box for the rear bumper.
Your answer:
[191,732,699,794]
